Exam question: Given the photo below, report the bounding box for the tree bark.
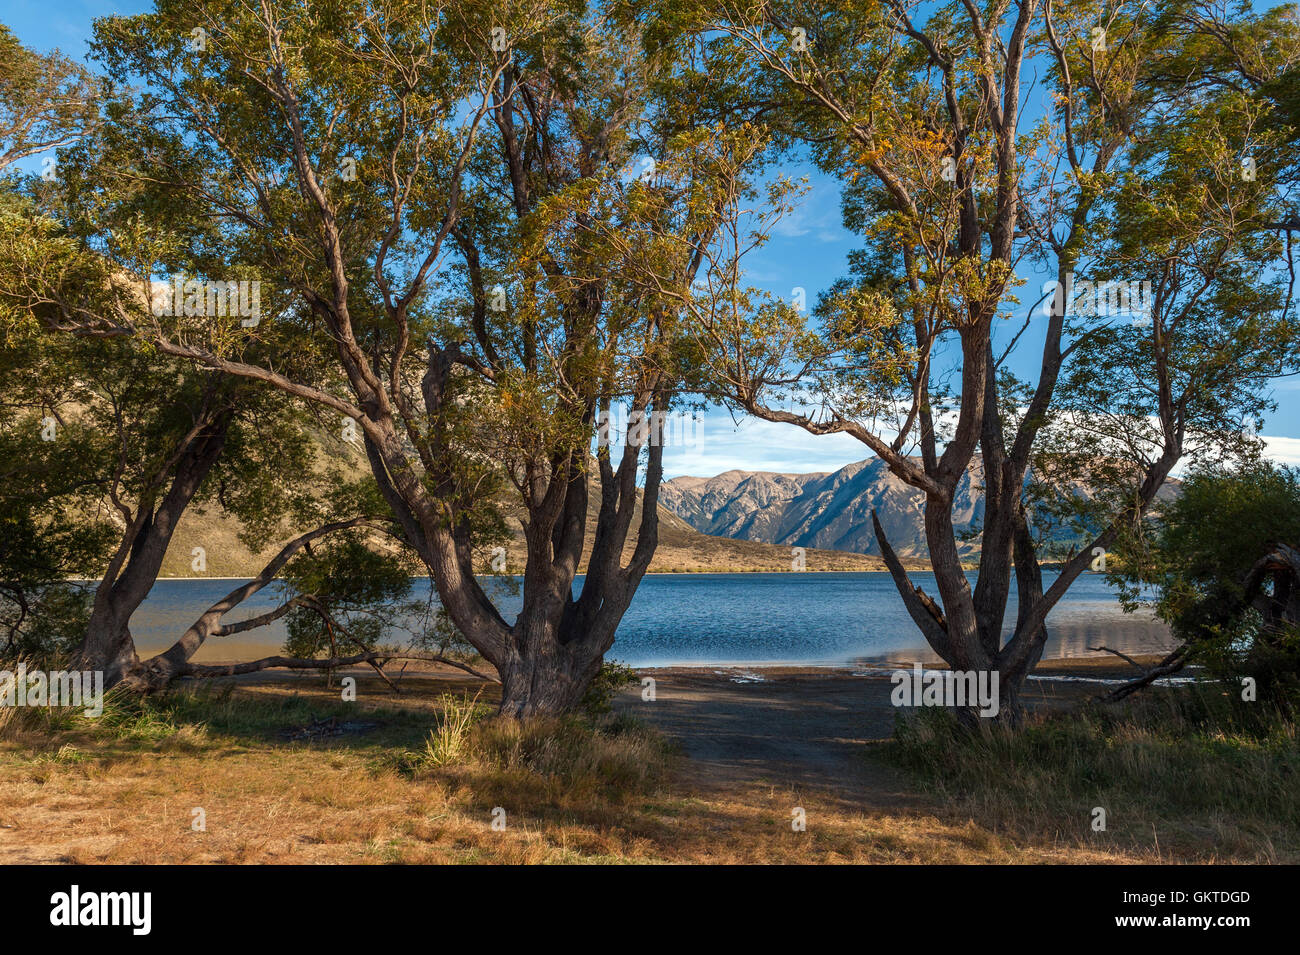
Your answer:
[73,410,231,685]
[119,518,377,691]
[495,634,604,718]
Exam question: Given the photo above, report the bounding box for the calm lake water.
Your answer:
[126,571,1174,667]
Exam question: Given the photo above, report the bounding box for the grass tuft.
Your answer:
[391,692,672,807]
[421,690,492,766]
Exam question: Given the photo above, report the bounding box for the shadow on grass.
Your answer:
[3,677,470,757]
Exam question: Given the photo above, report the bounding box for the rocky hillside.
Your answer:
[659,457,984,558]
[660,457,1176,559]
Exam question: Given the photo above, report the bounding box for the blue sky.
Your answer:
[7,1,1298,480]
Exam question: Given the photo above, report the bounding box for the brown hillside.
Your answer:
[158,450,904,579]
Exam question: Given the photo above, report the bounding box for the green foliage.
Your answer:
[578,660,638,717]
[1113,462,1300,707]
[0,23,98,174]
[6,584,94,662]
[0,174,400,668]
[280,533,415,661]
[1145,463,1300,603]
[0,254,115,655]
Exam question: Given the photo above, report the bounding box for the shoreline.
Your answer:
[628,655,1189,686]
[182,653,1182,688]
[91,569,904,582]
[75,566,1103,582]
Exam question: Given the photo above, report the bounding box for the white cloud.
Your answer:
[764,171,852,245]
[656,406,1300,482]
[660,413,869,479]
[1261,434,1300,467]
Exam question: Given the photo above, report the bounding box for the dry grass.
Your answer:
[1,672,1288,864]
[888,690,1300,863]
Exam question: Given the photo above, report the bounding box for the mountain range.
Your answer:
[662,457,998,559]
[142,449,1158,577]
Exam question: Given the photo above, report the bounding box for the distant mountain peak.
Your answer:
[660,457,985,559]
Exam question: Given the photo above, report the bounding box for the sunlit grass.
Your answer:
[887,689,1300,862]
[3,674,1291,863]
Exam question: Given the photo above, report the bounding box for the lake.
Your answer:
[126,571,1174,668]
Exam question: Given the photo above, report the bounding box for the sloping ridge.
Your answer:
[659,455,1164,559]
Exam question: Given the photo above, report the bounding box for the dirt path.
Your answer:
[613,664,1110,809]
[125,656,1139,814]
[614,668,921,808]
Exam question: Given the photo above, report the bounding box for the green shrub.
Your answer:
[579,660,638,718]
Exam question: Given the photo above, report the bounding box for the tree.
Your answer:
[132,510,498,690]
[1143,2,1300,243]
[0,181,404,686]
[1108,462,1300,708]
[0,324,114,659]
[0,27,106,661]
[23,0,764,715]
[653,0,1299,720]
[0,24,98,174]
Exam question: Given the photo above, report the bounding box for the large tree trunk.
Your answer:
[488,421,663,717]
[78,524,163,685]
[75,622,140,686]
[361,387,666,718]
[73,412,231,685]
[495,637,604,718]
